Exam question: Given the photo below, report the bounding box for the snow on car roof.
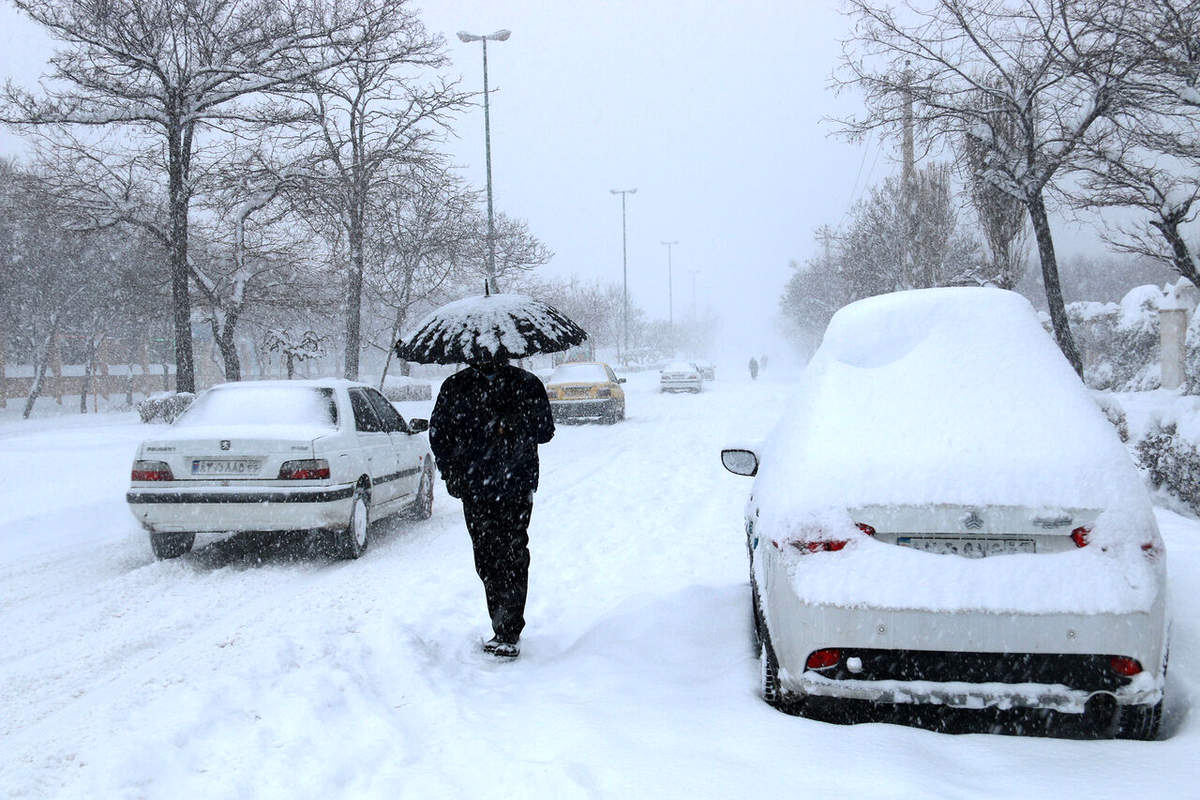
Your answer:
[548,363,610,384]
[662,361,697,372]
[755,287,1151,521]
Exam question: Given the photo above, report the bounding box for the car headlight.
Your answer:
[597,387,612,398]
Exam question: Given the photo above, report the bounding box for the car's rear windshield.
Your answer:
[175,386,338,428]
[549,364,609,384]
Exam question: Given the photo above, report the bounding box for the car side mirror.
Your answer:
[408,418,430,434]
[721,448,759,476]
[618,378,626,384]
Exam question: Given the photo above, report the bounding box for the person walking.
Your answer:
[748,357,759,380]
[429,357,555,659]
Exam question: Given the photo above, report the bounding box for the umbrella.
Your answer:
[395,289,589,365]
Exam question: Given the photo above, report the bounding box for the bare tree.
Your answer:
[365,165,477,382]
[282,0,468,379]
[836,0,1142,376]
[2,0,371,391]
[1073,2,1200,285]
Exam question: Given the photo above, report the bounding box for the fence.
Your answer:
[0,364,176,406]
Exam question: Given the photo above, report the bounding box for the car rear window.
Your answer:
[175,386,338,429]
[663,362,696,373]
[549,364,609,384]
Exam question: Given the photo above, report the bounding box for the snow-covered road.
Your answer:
[1,370,1197,798]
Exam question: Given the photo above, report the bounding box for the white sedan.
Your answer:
[721,288,1168,738]
[660,361,703,393]
[127,379,434,560]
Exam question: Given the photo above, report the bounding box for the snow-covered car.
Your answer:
[660,361,702,393]
[544,361,626,423]
[127,379,435,560]
[721,288,1168,738]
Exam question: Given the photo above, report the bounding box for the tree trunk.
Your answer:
[80,339,95,414]
[1027,192,1084,378]
[0,327,6,409]
[23,323,58,419]
[286,353,295,380]
[212,315,242,382]
[168,119,196,393]
[344,215,364,380]
[52,334,63,405]
[1156,220,1200,287]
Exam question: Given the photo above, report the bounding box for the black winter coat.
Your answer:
[429,363,555,500]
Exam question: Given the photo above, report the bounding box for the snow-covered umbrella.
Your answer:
[395,289,588,365]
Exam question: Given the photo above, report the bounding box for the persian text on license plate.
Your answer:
[896,536,1035,558]
[192,459,261,475]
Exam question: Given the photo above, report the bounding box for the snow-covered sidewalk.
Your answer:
[1,371,1197,798]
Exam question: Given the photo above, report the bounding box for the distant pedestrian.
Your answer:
[429,357,555,659]
[760,355,768,372]
[749,357,759,380]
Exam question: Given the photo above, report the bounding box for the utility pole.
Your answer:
[661,240,678,327]
[900,59,918,287]
[901,59,915,187]
[611,188,637,362]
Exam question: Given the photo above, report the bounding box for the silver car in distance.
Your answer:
[128,380,434,560]
[722,288,1168,739]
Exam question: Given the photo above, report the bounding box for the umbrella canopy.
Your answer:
[395,292,589,365]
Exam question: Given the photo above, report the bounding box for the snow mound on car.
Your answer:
[756,287,1153,534]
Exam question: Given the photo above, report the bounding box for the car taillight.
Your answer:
[806,649,841,670]
[1109,656,1143,677]
[855,522,876,537]
[791,540,848,553]
[131,460,173,481]
[1071,526,1091,548]
[278,459,330,480]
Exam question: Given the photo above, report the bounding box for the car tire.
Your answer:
[1114,701,1163,740]
[150,531,194,559]
[409,462,434,520]
[339,488,370,559]
[760,628,782,708]
[750,580,763,651]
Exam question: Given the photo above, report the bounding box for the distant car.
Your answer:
[721,288,1168,738]
[127,379,435,560]
[694,361,715,381]
[544,361,626,423]
[660,361,702,393]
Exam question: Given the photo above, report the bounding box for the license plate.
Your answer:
[896,536,1035,558]
[191,459,262,476]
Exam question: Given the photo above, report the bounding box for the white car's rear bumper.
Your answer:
[766,583,1167,713]
[127,483,356,533]
[660,379,701,391]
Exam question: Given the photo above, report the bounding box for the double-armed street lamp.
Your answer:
[611,188,637,361]
[458,28,511,292]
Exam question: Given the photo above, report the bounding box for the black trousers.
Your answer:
[462,492,534,642]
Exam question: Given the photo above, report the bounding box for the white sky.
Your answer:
[0,0,1105,359]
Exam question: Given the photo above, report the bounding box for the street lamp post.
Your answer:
[689,269,700,318]
[661,240,678,327]
[458,28,511,292]
[611,188,636,361]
